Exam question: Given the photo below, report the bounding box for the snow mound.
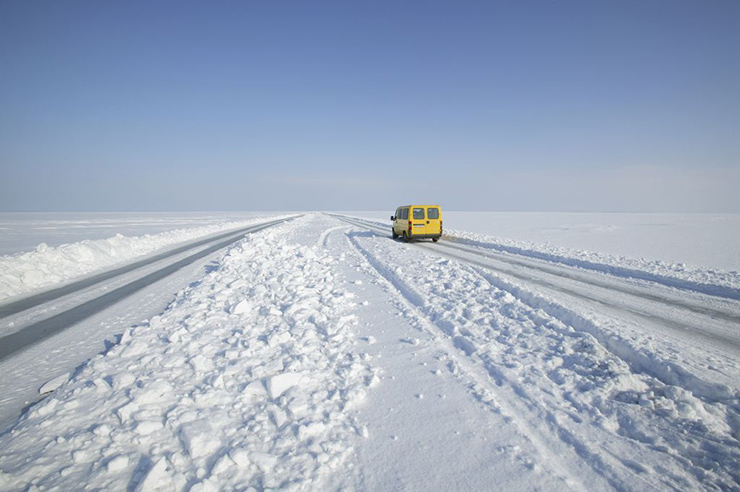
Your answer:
[446,228,740,299]
[0,215,290,302]
[0,222,375,490]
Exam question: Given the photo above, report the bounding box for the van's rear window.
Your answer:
[413,208,425,220]
[427,208,439,219]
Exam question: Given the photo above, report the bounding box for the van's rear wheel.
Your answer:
[402,232,409,243]
[432,237,439,242]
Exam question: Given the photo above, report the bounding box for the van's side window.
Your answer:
[427,207,439,219]
[401,208,409,220]
[395,208,400,219]
[413,208,425,220]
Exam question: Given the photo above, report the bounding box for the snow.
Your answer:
[0,213,738,490]
[341,218,740,489]
[0,217,374,490]
[344,213,740,296]
[266,373,304,400]
[0,214,291,302]
[345,211,740,272]
[38,373,69,395]
[0,212,284,255]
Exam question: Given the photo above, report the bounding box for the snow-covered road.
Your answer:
[0,217,293,360]
[1,214,738,491]
[0,217,295,430]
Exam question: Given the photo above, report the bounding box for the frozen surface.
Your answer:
[345,211,740,272]
[1,214,738,491]
[0,213,290,301]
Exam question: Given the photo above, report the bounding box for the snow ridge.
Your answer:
[446,232,740,300]
[0,222,374,491]
[0,215,291,302]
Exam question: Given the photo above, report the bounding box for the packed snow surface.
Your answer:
[346,211,740,272]
[346,213,740,295]
[1,214,738,491]
[0,214,291,302]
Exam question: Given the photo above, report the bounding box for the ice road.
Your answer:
[0,213,738,491]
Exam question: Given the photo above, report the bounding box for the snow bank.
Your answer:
[445,228,740,299]
[0,215,291,302]
[0,220,374,490]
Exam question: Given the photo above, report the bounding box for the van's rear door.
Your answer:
[426,207,441,236]
[411,207,426,235]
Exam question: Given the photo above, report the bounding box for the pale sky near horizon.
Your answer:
[1,1,738,212]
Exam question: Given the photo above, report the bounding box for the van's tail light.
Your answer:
[408,222,412,233]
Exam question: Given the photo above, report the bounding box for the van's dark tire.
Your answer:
[432,238,439,242]
[402,232,409,243]
[392,229,398,239]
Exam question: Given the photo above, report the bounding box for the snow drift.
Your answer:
[0,215,291,302]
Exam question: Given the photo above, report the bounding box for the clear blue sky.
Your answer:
[1,0,738,212]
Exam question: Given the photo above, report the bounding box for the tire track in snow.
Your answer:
[334,214,740,303]
[0,218,295,361]
[425,243,740,348]
[356,217,740,422]
[342,224,740,490]
[0,217,297,320]
[316,224,350,250]
[343,231,608,492]
[334,215,740,328]
[334,215,740,389]
[474,269,740,405]
[471,270,740,486]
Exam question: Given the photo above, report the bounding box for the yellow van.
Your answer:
[391,205,443,242]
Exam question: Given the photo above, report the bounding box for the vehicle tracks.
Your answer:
[332,215,740,355]
[336,216,740,489]
[0,217,295,361]
[342,229,649,491]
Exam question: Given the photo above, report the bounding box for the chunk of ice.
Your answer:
[39,373,69,395]
[267,372,303,400]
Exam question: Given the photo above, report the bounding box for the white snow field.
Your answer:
[1,213,739,491]
[0,213,291,302]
